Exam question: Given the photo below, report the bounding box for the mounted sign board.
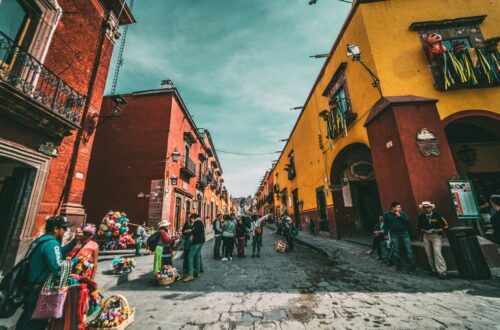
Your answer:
[448,180,480,220]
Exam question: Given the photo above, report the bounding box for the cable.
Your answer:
[216,150,281,156]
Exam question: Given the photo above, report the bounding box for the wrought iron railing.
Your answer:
[181,156,197,177]
[0,31,86,125]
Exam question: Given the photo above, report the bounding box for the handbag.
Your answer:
[32,260,71,320]
[47,283,89,330]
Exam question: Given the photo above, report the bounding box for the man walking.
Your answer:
[213,213,223,259]
[184,214,205,282]
[16,216,82,330]
[383,202,416,273]
[135,221,147,256]
[417,201,448,279]
[251,214,267,257]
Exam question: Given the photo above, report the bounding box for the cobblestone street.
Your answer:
[107,229,500,329]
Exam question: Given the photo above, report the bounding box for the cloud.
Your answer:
[106,0,350,197]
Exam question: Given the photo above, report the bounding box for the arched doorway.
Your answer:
[330,143,382,238]
[444,111,500,235]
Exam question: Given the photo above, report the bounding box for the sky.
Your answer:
[105,0,351,197]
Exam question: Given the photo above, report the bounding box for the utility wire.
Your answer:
[216,150,281,156]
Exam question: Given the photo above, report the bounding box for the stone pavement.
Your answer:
[103,228,500,330]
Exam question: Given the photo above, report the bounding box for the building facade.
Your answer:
[83,81,230,231]
[0,0,134,272]
[261,0,499,242]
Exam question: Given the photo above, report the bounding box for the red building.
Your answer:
[0,0,135,272]
[84,80,228,231]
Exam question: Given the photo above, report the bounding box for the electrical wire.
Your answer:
[216,150,281,156]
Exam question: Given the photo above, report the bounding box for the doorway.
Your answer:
[292,189,300,228]
[0,156,36,271]
[350,180,382,234]
[174,197,182,230]
[316,188,330,232]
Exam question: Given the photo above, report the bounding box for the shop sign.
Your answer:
[350,160,374,179]
[416,128,440,156]
[448,180,480,220]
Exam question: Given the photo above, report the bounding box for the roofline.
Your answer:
[108,87,206,148]
[272,0,383,171]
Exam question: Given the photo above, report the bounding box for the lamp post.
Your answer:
[346,44,383,97]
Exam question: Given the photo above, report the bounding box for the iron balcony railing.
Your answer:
[197,172,208,188]
[0,31,86,125]
[181,156,197,178]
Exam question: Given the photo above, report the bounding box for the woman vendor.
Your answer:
[67,223,100,281]
[153,220,175,273]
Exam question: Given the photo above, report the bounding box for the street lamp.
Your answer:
[160,150,181,163]
[346,43,383,97]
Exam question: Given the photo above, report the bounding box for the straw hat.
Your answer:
[419,201,435,209]
[159,220,171,228]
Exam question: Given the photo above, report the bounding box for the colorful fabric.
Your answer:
[67,240,99,279]
[47,283,89,330]
[153,245,163,273]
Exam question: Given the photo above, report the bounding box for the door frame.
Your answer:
[0,139,51,263]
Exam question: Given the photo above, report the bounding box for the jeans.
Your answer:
[372,235,384,256]
[188,243,203,275]
[135,238,143,256]
[252,234,262,256]
[391,231,416,270]
[223,236,234,258]
[214,235,222,259]
[237,237,246,257]
[16,288,47,330]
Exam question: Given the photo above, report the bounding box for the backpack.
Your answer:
[146,230,161,251]
[0,239,49,318]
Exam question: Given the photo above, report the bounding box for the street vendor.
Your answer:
[153,220,175,273]
[67,223,99,281]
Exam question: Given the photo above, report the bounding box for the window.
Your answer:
[287,151,296,180]
[322,63,356,139]
[410,15,499,90]
[0,0,31,42]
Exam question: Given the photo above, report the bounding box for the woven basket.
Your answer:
[157,277,176,286]
[89,294,134,330]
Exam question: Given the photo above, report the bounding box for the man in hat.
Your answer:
[16,216,82,330]
[417,201,448,279]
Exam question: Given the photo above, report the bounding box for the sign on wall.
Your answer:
[448,180,480,220]
[416,128,440,156]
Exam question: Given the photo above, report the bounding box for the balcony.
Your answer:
[197,172,208,189]
[432,46,500,91]
[180,156,197,178]
[207,170,214,183]
[0,31,86,138]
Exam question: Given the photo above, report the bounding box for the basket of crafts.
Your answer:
[154,265,180,286]
[89,294,134,330]
[111,257,136,275]
[274,240,288,253]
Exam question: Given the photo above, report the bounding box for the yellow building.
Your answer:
[267,0,499,239]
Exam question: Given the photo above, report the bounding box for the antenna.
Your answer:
[110,0,134,95]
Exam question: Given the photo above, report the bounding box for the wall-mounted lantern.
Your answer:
[346,43,382,97]
[170,176,178,185]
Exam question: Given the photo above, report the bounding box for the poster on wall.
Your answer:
[447,180,480,220]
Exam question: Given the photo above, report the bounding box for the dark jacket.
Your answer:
[417,211,448,232]
[28,234,76,284]
[383,211,411,235]
[236,223,247,238]
[191,219,206,244]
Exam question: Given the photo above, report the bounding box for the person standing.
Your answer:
[236,217,247,257]
[135,222,148,256]
[489,195,500,244]
[183,214,205,282]
[383,202,416,273]
[283,215,294,251]
[213,214,223,259]
[153,220,174,274]
[251,214,267,257]
[181,216,194,274]
[367,216,385,260]
[16,216,82,330]
[66,223,99,281]
[417,201,448,279]
[221,214,236,261]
